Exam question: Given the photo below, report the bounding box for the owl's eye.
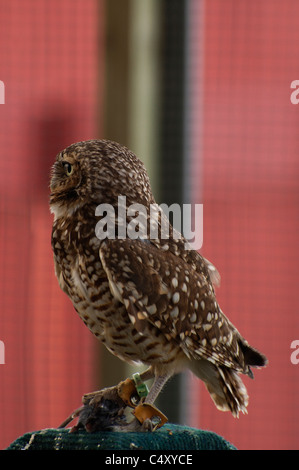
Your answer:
[63,162,73,176]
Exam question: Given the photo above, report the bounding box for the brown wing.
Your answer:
[99,238,247,372]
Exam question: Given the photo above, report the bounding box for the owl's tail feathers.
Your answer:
[190,344,268,417]
[205,367,249,418]
[190,359,251,418]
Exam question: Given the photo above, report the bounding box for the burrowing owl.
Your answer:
[50,139,267,431]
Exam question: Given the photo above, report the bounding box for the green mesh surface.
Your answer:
[6,424,236,450]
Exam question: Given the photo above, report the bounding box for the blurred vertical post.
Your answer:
[128,0,161,199]
[156,0,188,424]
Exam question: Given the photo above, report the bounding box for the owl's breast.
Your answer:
[51,218,185,368]
[52,217,107,303]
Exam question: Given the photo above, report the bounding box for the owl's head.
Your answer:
[50,139,155,219]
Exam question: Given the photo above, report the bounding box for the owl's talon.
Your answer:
[142,418,154,432]
[117,378,139,407]
[133,403,168,430]
[117,373,149,407]
[123,416,154,432]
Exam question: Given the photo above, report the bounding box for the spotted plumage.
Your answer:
[50,139,267,422]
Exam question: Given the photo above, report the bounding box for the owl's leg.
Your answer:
[125,373,170,432]
[121,367,169,404]
[143,373,170,404]
[117,367,154,406]
[139,366,155,382]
